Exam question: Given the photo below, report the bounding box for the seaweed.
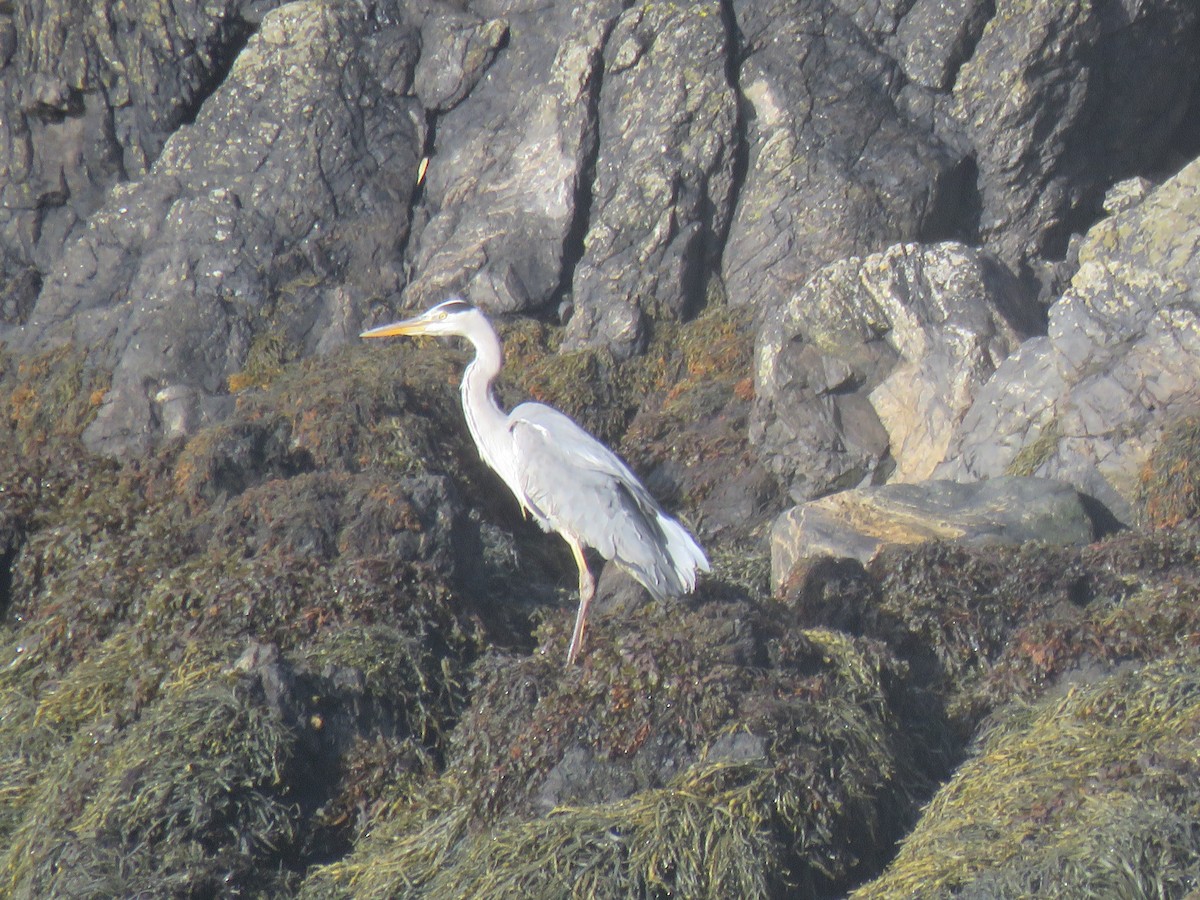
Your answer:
[6,287,1198,900]
[1137,412,1200,529]
[0,338,483,894]
[2,667,300,897]
[1,343,110,452]
[1004,416,1061,478]
[300,615,921,899]
[853,651,1200,899]
[864,526,1200,737]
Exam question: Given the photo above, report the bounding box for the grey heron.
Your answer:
[361,297,710,664]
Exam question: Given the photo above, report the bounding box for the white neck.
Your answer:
[459,316,514,482]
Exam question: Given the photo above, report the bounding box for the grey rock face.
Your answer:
[894,0,992,91]
[936,157,1200,524]
[402,0,623,314]
[19,2,426,456]
[770,476,1098,592]
[0,0,272,289]
[562,0,738,357]
[723,0,965,318]
[412,8,508,112]
[0,0,1198,485]
[956,0,1199,268]
[753,242,1038,503]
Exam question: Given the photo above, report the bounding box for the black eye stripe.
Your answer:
[433,298,473,314]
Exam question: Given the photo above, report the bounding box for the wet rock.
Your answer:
[936,157,1200,524]
[723,0,966,318]
[562,0,738,356]
[771,476,1098,593]
[753,241,1038,502]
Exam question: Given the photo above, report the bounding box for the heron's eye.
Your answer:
[436,312,447,320]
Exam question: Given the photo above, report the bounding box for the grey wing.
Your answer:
[509,403,709,599]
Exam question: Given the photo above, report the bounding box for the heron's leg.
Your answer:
[565,535,595,666]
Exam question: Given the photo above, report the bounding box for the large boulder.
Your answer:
[0,0,275,290]
[936,157,1200,524]
[955,0,1199,270]
[770,476,1099,593]
[753,241,1039,502]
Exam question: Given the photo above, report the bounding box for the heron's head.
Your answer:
[360,297,483,340]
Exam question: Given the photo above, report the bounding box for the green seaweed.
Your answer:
[1004,416,1061,478]
[3,667,298,897]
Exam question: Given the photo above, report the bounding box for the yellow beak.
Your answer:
[360,318,427,339]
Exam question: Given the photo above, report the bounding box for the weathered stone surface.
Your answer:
[936,157,1200,524]
[770,476,1098,593]
[562,0,738,356]
[18,1,426,457]
[0,0,273,289]
[894,0,991,91]
[1103,176,1154,216]
[753,242,1038,502]
[955,0,1199,268]
[723,0,965,318]
[402,0,623,314]
[3,0,1198,469]
[828,0,913,40]
[412,7,508,112]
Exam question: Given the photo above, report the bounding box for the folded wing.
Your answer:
[509,402,709,599]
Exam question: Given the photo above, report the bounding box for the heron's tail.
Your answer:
[654,510,710,594]
[612,504,709,600]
